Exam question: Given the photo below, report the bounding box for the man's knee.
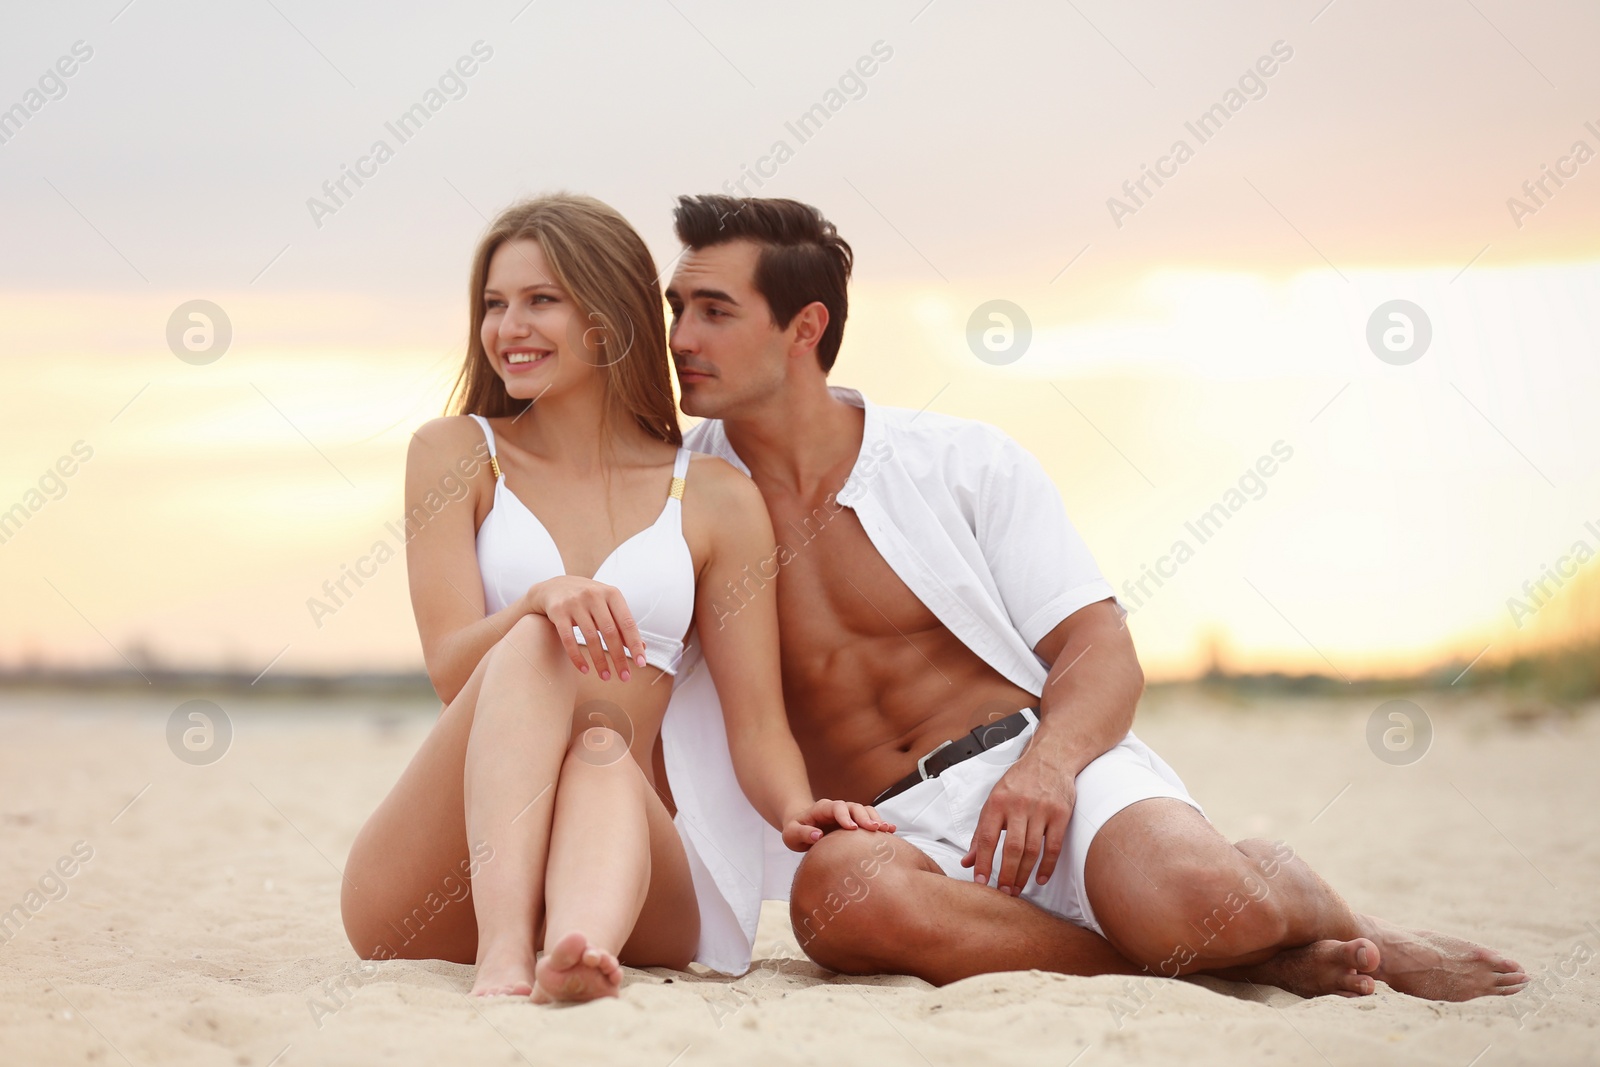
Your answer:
[1179,859,1287,949]
[1234,837,1298,881]
[1116,852,1288,970]
[789,831,914,971]
[1095,845,1290,969]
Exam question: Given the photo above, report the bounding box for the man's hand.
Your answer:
[960,743,1077,895]
[959,597,1144,896]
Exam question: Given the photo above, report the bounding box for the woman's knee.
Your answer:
[475,615,578,714]
[494,613,574,678]
[561,726,638,777]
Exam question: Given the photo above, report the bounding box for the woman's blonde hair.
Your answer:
[447,193,680,447]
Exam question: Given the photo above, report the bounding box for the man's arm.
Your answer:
[956,425,1139,895]
[961,604,1145,897]
[1029,597,1144,781]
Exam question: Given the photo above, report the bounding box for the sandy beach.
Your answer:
[2,686,1596,1066]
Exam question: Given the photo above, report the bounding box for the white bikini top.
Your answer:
[467,414,696,675]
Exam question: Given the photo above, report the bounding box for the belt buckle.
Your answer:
[917,738,954,781]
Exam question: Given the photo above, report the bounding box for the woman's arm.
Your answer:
[404,417,531,704]
[688,459,892,848]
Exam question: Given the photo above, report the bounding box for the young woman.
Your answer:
[340,194,892,1003]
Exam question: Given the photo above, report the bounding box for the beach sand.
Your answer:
[2,686,1596,1066]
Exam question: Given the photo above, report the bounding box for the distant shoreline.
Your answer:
[1,657,1592,706]
[0,665,439,700]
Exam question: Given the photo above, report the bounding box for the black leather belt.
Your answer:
[871,709,1036,806]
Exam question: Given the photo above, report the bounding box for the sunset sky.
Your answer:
[3,0,1597,681]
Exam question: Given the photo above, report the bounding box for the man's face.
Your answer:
[665,239,789,419]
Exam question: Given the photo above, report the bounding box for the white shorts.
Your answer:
[873,709,1203,937]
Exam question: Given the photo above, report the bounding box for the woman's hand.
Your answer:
[522,577,646,681]
[781,799,898,852]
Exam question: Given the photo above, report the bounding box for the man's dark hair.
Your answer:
[672,195,854,373]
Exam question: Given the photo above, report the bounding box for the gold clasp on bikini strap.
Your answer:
[488,455,502,479]
[668,475,685,501]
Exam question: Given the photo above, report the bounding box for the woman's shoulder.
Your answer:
[408,415,496,479]
[681,453,769,551]
[414,413,488,445]
[410,414,496,451]
[683,451,760,504]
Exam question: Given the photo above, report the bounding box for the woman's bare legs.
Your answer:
[532,727,700,1003]
[342,614,574,983]
[343,654,491,964]
[462,615,579,994]
[345,614,700,1000]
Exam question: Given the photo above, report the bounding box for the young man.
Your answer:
[657,194,1525,1001]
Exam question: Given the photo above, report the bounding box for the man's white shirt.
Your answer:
[659,385,1117,975]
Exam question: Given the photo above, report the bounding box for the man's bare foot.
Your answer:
[471,936,536,997]
[531,930,624,1004]
[1220,938,1382,998]
[1358,916,1528,1001]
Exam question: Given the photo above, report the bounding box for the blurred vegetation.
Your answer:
[1192,565,1600,707]
[1187,640,1600,706]
[1473,561,1600,705]
[1453,641,1600,705]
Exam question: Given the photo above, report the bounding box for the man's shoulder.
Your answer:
[870,400,1019,474]
[679,392,1022,470]
[875,401,1008,445]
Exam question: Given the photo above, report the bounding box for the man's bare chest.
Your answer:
[761,490,942,657]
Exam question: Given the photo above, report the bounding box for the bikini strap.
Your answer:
[669,447,690,502]
[466,413,503,480]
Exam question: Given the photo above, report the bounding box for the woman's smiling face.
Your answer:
[481,237,602,402]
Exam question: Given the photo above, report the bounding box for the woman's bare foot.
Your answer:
[1358,916,1528,1000]
[1220,938,1382,998]
[531,930,624,1004]
[471,935,537,997]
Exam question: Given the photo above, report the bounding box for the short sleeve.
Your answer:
[975,432,1117,651]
